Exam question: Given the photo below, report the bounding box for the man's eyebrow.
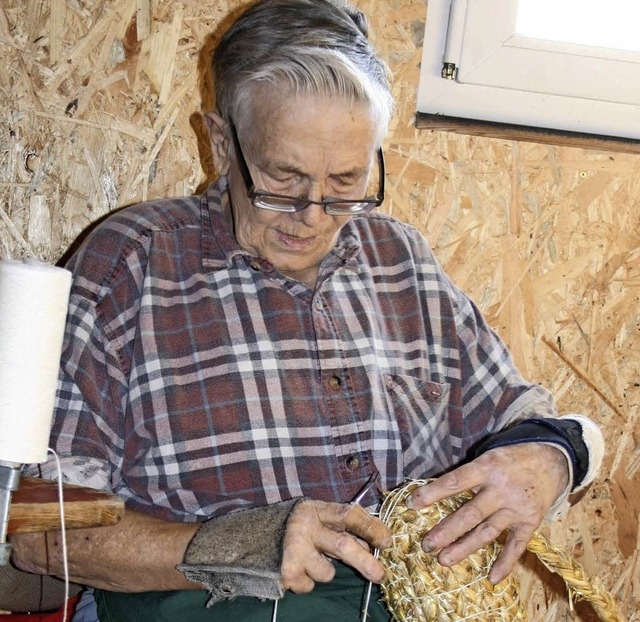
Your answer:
[269,162,307,176]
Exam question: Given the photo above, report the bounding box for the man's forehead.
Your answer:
[241,97,382,160]
[242,86,382,138]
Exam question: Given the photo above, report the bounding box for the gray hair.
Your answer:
[212,0,394,135]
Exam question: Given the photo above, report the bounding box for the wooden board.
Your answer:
[7,477,124,534]
[1,0,638,618]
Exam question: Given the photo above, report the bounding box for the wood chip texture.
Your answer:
[1,1,638,618]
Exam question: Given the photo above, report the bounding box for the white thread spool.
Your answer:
[0,260,71,465]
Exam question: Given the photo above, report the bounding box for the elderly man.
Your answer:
[12,0,603,620]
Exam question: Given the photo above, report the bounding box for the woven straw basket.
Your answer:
[378,480,625,622]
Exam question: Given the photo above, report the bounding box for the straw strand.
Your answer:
[378,480,625,622]
[526,531,625,622]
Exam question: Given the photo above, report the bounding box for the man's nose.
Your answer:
[306,181,325,204]
[291,201,326,226]
[290,183,327,225]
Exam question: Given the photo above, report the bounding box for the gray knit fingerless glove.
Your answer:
[177,497,303,605]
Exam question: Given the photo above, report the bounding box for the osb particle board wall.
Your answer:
[1,0,638,619]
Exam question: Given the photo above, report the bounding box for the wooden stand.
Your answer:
[8,477,124,534]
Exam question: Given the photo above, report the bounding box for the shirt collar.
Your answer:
[200,177,243,269]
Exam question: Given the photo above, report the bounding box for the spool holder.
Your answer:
[0,463,21,566]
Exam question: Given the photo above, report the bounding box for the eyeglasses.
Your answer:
[229,121,385,216]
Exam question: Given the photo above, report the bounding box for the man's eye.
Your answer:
[334,173,365,188]
[268,173,300,186]
[334,178,355,189]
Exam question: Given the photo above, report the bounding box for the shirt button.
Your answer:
[314,298,322,311]
[249,260,261,271]
[346,455,360,471]
[328,375,341,389]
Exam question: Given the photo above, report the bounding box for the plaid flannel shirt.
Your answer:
[46,177,556,522]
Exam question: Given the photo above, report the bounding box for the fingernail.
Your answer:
[422,537,434,553]
[380,536,392,549]
[405,494,415,509]
[439,552,452,566]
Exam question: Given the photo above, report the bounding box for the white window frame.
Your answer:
[417,0,640,141]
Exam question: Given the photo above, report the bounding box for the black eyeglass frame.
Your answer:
[229,121,385,216]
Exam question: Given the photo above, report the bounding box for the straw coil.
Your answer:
[378,480,626,622]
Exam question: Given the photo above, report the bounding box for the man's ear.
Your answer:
[204,111,230,175]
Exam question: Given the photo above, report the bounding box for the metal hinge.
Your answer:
[441,0,467,81]
[441,62,458,80]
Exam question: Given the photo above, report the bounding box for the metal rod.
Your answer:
[0,463,21,566]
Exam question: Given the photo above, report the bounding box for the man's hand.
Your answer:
[281,500,392,593]
[406,443,569,584]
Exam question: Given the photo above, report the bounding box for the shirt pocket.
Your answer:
[384,373,454,479]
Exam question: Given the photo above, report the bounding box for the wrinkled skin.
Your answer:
[407,443,569,584]
[205,88,386,290]
[280,444,568,591]
[11,88,569,595]
[281,501,392,592]
[10,444,567,593]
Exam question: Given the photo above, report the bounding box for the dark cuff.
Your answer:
[471,418,589,490]
[177,497,304,605]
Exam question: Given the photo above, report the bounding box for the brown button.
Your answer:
[346,455,360,470]
[249,260,261,271]
[328,375,341,389]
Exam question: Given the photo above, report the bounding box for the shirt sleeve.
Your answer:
[544,414,605,519]
[449,277,558,453]
[441,272,605,519]
[34,287,129,492]
[23,455,111,491]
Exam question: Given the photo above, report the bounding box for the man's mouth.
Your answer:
[276,230,318,249]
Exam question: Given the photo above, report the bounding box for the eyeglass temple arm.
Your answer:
[229,121,257,193]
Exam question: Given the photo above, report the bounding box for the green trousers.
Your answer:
[95,563,392,622]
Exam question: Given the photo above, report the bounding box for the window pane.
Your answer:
[516,0,640,53]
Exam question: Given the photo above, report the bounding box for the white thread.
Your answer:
[49,448,69,622]
[360,579,374,621]
[360,509,383,621]
[0,260,71,463]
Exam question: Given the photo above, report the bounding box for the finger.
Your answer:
[487,527,532,584]
[314,526,387,584]
[353,535,372,552]
[280,537,335,593]
[421,489,499,553]
[432,510,508,566]
[407,464,485,510]
[317,503,392,549]
[306,555,336,583]
[281,548,335,592]
[281,567,315,594]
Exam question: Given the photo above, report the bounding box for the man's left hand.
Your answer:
[406,442,569,583]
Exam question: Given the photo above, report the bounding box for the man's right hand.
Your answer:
[280,500,391,593]
[11,499,392,596]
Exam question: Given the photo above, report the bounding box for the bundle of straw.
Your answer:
[378,480,625,622]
